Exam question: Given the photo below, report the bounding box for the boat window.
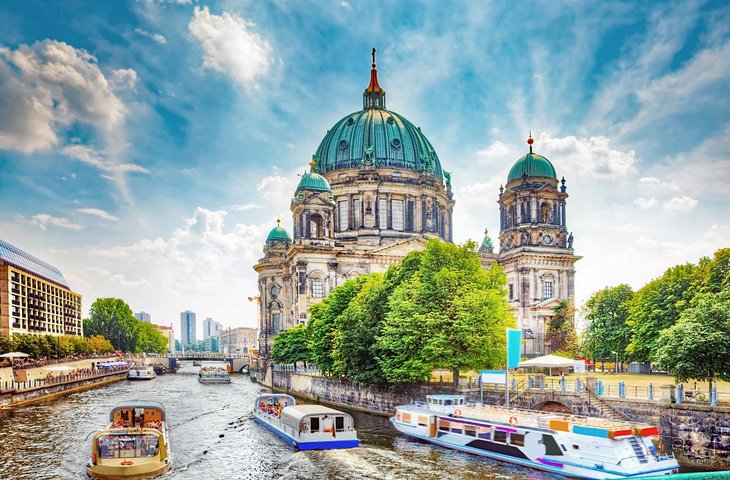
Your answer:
[418,416,428,427]
[335,416,344,431]
[402,413,412,423]
[561,444,567,451]
[310,417,320,432]
[450,425,463,434]
[438,420,450,431]
[478,426,491,440]
[573,444,580,450]
[493,430,507,443]
[459,399,464,405]
[396,412,402,421]
[96,434,159,459]
[510,433,525,446]
[444,400,452,406]
[542,435,563,456]
[464,425,477,437]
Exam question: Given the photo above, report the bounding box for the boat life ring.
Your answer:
[509,416,518,427]
[454,409,462,416]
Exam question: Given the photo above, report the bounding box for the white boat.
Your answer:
[253,394,359,450]
[127,365,156,381]
[198,364,231,384]
[391,394,679,479]
[87,401,171,479]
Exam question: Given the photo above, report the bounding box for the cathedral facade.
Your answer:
[254,52,579,359]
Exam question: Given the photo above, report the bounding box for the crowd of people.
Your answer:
[259,400,288,417]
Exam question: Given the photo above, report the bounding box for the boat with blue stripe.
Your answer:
[253,394,359,450]
[390,394,679,479]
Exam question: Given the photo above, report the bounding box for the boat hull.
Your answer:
[86,460,170,480]
[127,376,155,381]
[198,377,231,384]
[254,414,359,450]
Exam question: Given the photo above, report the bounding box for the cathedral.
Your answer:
[254,51,579,359]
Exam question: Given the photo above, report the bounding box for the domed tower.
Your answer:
[291,158,335,244]
[497,135,581,357]
[255,219,292,359]
[313,48,454,247]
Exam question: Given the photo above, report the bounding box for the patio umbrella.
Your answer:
[0,352,31,361]
[518,354,574,376]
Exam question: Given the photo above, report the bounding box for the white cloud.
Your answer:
[226,203,261,212]
[77,208,118,221]
[0,40,126,153]
[256,175,297,203]
[134,28,167,44]
[111,68,138,90]
[538,133,636,178]
[637,176,680,193]
[662,195,698,213]
[62,144,148,176]
[476,141,514,165]
[29,214,82,231]
[633,196,658,209]
[188,6,274,87]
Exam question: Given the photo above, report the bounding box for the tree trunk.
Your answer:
[452,368,459,388]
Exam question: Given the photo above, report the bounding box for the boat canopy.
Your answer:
[110,401,166,421]
[255,394,296,406]
[280,404,353,423]
[97,361,129,368]
[427,394,465,406]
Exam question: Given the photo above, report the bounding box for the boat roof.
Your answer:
[110,401,166,420]
[428,394,465,400]
[97,361,129,367]
[255,393,296,403]
[281,404,352,421]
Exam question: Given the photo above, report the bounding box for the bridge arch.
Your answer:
[532,400,572,414]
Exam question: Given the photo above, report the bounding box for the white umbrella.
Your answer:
[44,365,74,372]
[0,352,31,358]
[518,354,575,376]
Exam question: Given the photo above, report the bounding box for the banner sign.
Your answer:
[507,328,523,369]
[481,370,507,384]
[574,360,586,374]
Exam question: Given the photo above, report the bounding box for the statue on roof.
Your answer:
[420,152,433,173]
[363,145,374,166]
[444,171,452,188]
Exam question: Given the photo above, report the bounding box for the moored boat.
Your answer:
[198,364,231,384]
[390,395,679,479]
[86,401,171,480]
[127,365,156,381]
[253,394,359,450]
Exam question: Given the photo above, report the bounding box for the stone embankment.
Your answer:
[264,370,730,471]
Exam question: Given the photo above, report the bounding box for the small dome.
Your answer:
[296,170,331,193]
[265,223,291,245]
[507,152,557,183]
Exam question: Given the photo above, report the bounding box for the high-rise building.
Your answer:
[134,311,151,322]
[180,310,196,346]
[202,317,222,340]
[0,239,82,337]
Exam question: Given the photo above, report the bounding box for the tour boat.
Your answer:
[87,401,171,480]
[127,365,156,381]
[391,395,679,479]
[198,364,231,384]
[253,394,359,450]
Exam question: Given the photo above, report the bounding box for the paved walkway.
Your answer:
[0,356,118,385]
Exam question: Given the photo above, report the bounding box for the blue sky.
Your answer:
[1,0,728,337]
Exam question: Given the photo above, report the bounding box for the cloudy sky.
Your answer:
[1,1,728,338]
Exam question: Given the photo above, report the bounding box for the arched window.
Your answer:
[310,213,323,238]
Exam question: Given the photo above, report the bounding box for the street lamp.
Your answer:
[611,351,618,374]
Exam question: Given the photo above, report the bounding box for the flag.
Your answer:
[507,328,522,369]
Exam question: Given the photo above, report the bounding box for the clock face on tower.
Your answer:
[542,235,553,245]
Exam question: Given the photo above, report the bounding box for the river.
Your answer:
[0,365,568,480]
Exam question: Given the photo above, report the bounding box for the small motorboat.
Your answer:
[87,401,171,479]
[127,365,156,381]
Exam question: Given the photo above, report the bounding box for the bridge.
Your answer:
[140,353,252,373]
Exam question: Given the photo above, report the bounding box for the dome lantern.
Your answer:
[506,135,557,184]
[363,48,386,110]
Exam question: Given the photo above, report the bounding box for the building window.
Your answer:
[508,284,514,301]
[338,200,348,231]
[543,281,553,299]
[378,198,387,228]
[392,199,404,231]
[272,313,281,334]
[353,199,361,228]
[311,280,324,298]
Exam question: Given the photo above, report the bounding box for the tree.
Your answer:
[272,324,310,368]
[626,263,700,362]
[135,322,168,354]
[84,298,138,352]
[307,276,368,376]
[582,284,634,365]
[88,335,114,354]
[376,239,514,385]
[655,290,730,397]
[546,300,580,357]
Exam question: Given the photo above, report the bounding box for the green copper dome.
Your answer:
[296,169,331,193]
[507,152,557,183]
[266,223,291,244]
[313,53,443,182]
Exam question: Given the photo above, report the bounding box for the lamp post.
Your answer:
[612,351,618,374]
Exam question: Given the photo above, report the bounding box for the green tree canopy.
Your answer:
[582,284,634,362]
[546,299,580,357]
[655,290,730,395]
[272,323,310,367]
[375,239,514,385]
[85,298,138,352]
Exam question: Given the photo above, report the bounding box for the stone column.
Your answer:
[421,195,427,232]
[305,211,311,238]
[387,193,392,230]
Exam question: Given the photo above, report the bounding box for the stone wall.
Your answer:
[269,371,730,471]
